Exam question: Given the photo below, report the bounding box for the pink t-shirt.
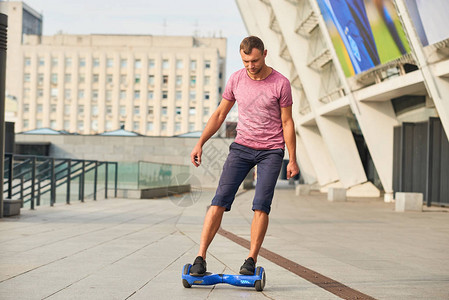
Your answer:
[222,68,292,150]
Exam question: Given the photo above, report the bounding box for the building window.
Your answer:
[161,106,168,116]
[204,91,210,100]
[64,120,70,130]
[133,122,139,131]
[24,73,31,82]
[92,90,99,101]
[189,107,196,115]
[79,58,86,67]
[190,60,197,70]
[50,120,57,129]
[39,57,44,66]
[24,57,31,66]
[175,122,181,132]
[134,105,140,115]
[51,88,58,97]
[36,119,43,128]
[162,91,168,99]
[176,90,182,101]
[79,74,85,83]
[65,74,71,83]
[65,57,72,68]
[189,91,196,100]
[161,122,167,131]
[205,60,211,69]
[64,89,71,99]
[176,59,183,69]
[176,106,182,115]
[148,75,154,85]
[148,90,154,100]
[120,75,127,84]
[78,121,84,131]
[24,88,30,98]
[52,57,58,67]
[106,90,112,101]
[106,121,113,130]
[92,120,98,131]
[37,89,43,97]
[163,75,168,85]
[23,104,30,112]
[148,59,155,70]
[106,105,112,115]
[162,59,169,69]
[64,104,70,115]
[120,105,126,116]
[106,74,113,84]
[135,74,141,84]
[134,90,140,99]
[78,105,84,114]
[51,73,57,84]
[176,75,182,86]
[92,105,98,116]
[204,76,210,86]
[189,122,195,132]
[120,90,126,100]
[121,59,127,68]
[134,59,141,69]
[38,73,44,85]
[93,74,99,83]
[190,76,196,87]
[148,107,154,115]
[23,119,29,129]
[78,89,85,99]
[93,58,100,67]
[147,122,154,131]
[106,58,113,68]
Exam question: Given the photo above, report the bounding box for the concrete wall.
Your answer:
[15,134,234,189]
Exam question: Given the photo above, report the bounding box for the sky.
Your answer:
[22,0,249,81]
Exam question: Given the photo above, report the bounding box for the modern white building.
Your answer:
[3,1,227,136]
[236,0,449,205]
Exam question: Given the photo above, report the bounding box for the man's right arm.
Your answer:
[190,99,235,167]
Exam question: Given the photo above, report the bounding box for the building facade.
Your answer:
[4,2,226,136]
[236,0,449,203]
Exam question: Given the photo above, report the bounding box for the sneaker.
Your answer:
[239,257,256,275]
[190,256,207,276]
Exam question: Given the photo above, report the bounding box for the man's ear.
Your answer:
[263,49,267,57]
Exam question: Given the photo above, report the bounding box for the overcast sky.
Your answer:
[22,0,248,80]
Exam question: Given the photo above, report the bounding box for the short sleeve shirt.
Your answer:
[222,68,292,150]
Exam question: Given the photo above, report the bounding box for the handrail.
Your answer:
[3,153,118,209]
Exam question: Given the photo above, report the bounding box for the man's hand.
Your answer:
[190,144,202,167]
[286,161,299,179]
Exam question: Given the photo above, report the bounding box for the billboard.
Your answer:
[317,0,410,77]
[404,0,449,47]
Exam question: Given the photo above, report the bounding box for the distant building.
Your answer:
[3,1,227,136]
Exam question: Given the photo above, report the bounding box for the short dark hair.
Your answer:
[240,36,265,55]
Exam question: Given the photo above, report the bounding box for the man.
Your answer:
[189,36,299,276]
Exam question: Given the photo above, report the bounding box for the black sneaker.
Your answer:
[239,257,255,275]
[190,256,207,276]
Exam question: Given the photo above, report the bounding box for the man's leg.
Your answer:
[248,209,269,261]
[197,205,226,259]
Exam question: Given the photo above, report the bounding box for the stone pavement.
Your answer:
[0,186,448,299]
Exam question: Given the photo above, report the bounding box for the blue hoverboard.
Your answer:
[182,263,266,291]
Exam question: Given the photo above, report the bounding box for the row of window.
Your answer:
[23,120,203,133]
[25,57,212,70]
[26,73,214,88]
[24,87,211,101]
[25,103,211,117]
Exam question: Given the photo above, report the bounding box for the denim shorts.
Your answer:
[211,142,284,215]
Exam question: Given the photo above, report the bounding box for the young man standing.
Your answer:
[190,36,299,276]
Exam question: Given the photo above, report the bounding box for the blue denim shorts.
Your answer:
[211,142,284,215]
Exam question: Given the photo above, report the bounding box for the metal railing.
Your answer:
[3,153,118,209]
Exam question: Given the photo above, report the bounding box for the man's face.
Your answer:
[240,48,266,75]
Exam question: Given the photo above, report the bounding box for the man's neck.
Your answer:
[247,65,272,81]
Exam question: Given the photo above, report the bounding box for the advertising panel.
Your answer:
[404,0,449,47]
[317,0,410,77]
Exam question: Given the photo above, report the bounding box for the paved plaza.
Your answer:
[1,186,448,299]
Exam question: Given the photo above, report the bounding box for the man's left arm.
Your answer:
[281,106,300,179]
